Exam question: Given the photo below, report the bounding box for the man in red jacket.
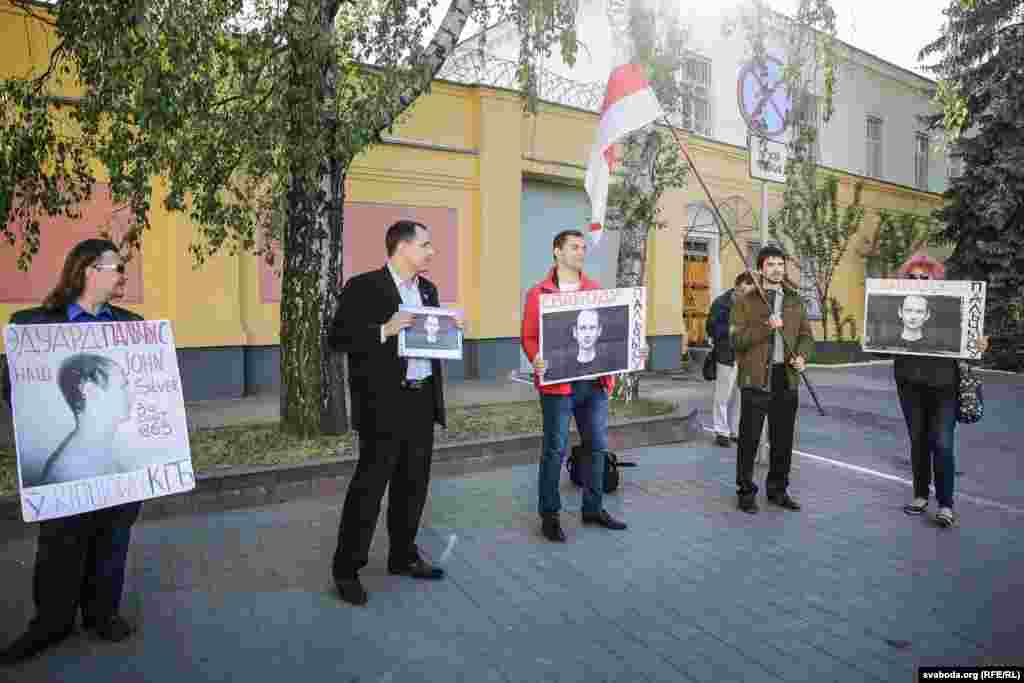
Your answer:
[521,229,645,542]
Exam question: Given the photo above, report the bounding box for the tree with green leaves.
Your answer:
[600,0,689,401]
[920,0,1024,369]
[0,0,581,436]
[860,209,939,278]
[769,173,864,341]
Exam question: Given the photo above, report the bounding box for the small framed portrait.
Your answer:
[398,305,463,360]
[538,286,646,385]
[862,279,986,359]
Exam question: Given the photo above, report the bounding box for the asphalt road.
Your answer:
[761,364,1024,511]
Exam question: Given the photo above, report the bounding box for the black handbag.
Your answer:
[566,445,635,494]
[956,361,984,424]
[702,348,717,381]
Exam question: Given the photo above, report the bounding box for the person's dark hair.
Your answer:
[57,353,118,416]
[734,272,756,287]
[552,229,585,261]
[756,244,787,270]
[43,238,120,311]
[385,221,427,257]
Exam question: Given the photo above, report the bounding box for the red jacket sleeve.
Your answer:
[520,285,540,362]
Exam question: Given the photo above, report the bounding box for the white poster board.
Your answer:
[539,287,646,385]
[397,305,463,360]
[4,320,194,522]
[862,279,986,359]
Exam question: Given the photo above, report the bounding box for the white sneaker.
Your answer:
[935,507,957,528]
[903,498,928,515]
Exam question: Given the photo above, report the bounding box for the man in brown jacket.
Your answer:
[730,245,815,514]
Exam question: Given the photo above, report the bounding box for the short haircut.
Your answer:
[552,229,585,259]
[756,244,787,270]
[901,294,930,313]
[734,272,756,287]
[58,353,118,415]
[385,220,427,257]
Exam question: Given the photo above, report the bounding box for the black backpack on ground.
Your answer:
[565,445,637,494]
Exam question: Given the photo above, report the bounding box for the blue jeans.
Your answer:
[539,381,609,516]
[896,381,957,508]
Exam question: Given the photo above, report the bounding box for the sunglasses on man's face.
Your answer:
[93,263,126,274]
[905,273,930,280]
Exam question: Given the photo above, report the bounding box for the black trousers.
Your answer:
[736,364,799,498]
[333,383,435,578]
[30,501,142,632]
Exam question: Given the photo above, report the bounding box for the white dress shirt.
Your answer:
[385,263,432,381]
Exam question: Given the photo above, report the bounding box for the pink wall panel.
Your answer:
[260,203,459,305]
[0,185,144,304]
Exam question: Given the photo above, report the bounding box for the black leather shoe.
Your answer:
[541,514,567,542]
[581,510,627,530]
[738,495,759,514]
[388,558,445,580]
[335,576,368,605]
[83,614,134,642]
[0,624,74,665]
[767,493,802,511]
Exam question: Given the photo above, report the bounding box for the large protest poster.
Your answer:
[862,279,987,359]
[539,287,646,385]
[4,320,194,522]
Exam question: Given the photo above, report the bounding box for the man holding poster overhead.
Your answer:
[2,239,142,664]
[521,230,646,543]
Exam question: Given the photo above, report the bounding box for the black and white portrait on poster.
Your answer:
[539,287,646,385]
[862,279,987,359]
[4,320,195,522]
[398,305,463,360]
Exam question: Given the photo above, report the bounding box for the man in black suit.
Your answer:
[328,220,462,606]
[2,239,142,665]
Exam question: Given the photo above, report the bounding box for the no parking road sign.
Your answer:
[737,57,791,138]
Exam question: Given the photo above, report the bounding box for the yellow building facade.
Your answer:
[0,2,944,400]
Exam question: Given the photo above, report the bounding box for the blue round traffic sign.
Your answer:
[737,57,791,138]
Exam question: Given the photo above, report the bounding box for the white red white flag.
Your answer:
[584,64,665,245]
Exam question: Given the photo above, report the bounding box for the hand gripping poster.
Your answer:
[4,320,195,522]
[539,287,647,385]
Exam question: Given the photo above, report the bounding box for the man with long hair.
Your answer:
[2,239,143,664]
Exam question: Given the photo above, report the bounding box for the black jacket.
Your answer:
[3,304,143,405]
[893,354,958,390]
[329,267,446,433]
[706,289,736,366]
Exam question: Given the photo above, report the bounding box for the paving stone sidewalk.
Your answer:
[1,436,1021,682]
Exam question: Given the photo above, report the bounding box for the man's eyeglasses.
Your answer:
[94,263,126,274]
[905,273,930,280]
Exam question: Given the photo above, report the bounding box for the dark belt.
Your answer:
[400,376,433,391]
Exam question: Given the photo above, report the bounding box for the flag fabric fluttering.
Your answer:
[584,63,665,246]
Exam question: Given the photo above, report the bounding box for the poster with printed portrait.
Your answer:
[4,320,194,522]
[539,287,646,385]
[397,305,463,360]
[862,279,986,359]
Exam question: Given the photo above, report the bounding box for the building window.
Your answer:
[947,151,963,179]
[866,116,883,178]
[799,257,823,320]
[914,133,930,190]
[676,55,712,137]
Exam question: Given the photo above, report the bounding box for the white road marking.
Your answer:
[700,426,1024,515]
